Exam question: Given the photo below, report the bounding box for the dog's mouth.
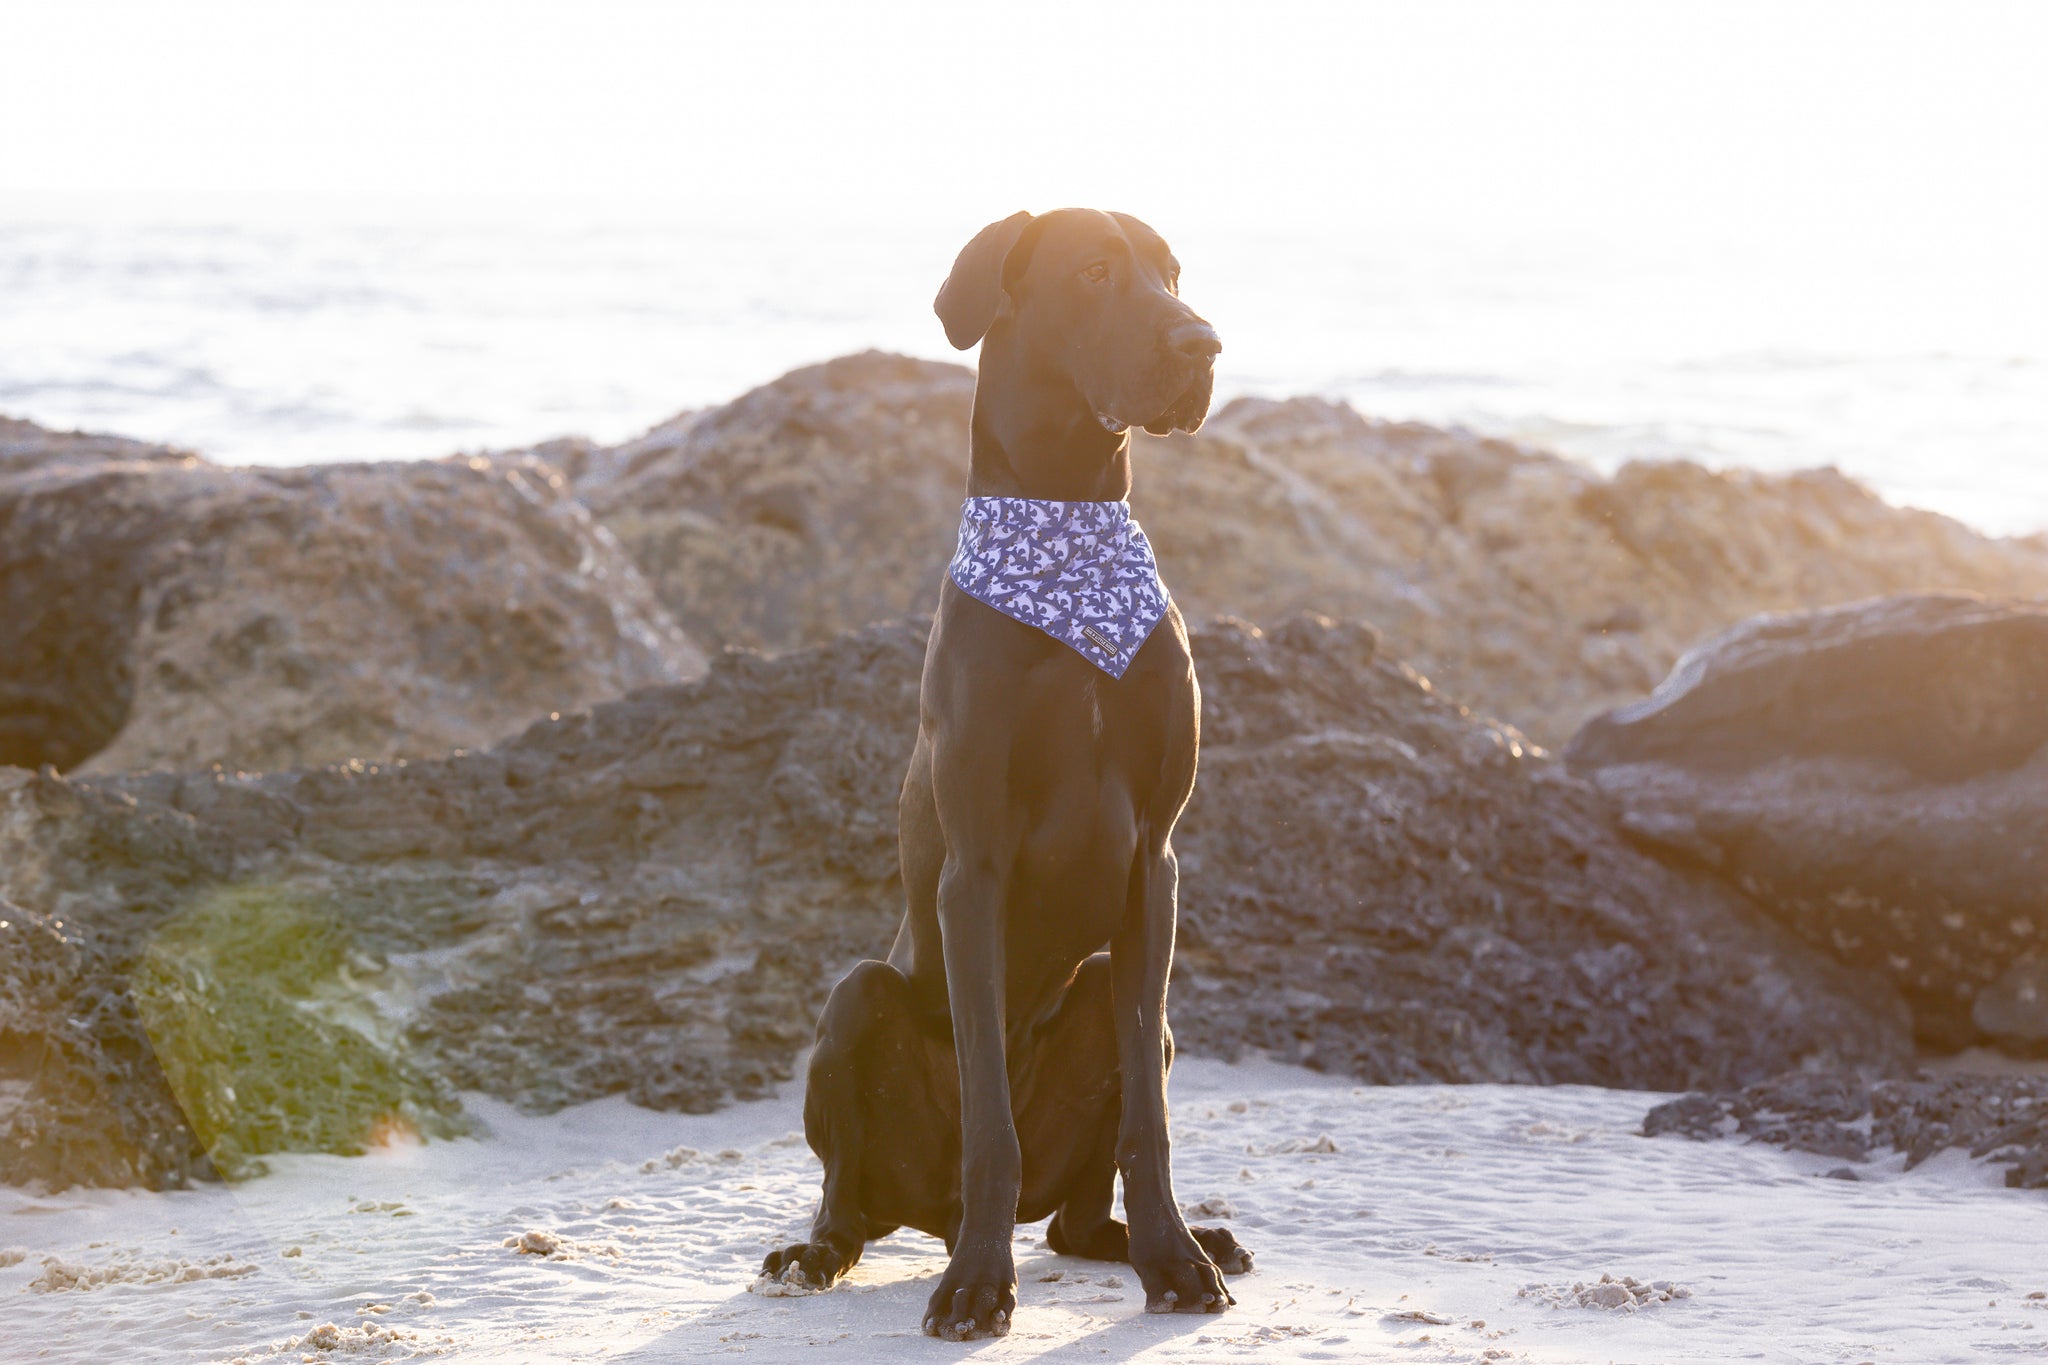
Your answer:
[1093,355,1216,439]
[1140,364,1215,437]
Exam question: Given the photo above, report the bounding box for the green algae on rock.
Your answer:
[129,886,468,1178]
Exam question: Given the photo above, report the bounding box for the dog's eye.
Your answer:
[1080,262,1110,284]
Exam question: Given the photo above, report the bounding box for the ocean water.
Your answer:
[2,199,2043,536]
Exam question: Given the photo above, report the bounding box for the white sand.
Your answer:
[4,1057,2044,1364]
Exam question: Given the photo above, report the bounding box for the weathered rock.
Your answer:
[0,895,213,1191]
[0,414,194,475]
[581,352,975,653]
[1148,404,2048,746]
[0,624,931,1189]
[1644,1071,2048,1189]
[1567,593,2048,1051]
[572,354,2048,744]
[0,420,703,774]
[16,354,2044,772]
[0,618,1910,1189]
[1171,616,1908,1086]
[129,884,471,1177]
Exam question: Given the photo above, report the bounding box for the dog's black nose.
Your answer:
[1169,320,1222,360]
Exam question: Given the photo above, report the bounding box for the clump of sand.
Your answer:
[750,1268,839,1299]
[228,1318,456,1361]
[30,1251,257,1293]
[502,1229,620,1260]
[1251,1134,1341,1155]
[638,1145,699,1173]
[1034,1271,1127,1305]
[1519,1273,1692,1311]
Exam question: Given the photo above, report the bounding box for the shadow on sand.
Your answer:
[609,1233,1248,1363]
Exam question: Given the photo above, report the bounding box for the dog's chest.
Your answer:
[1013,668,1190,861]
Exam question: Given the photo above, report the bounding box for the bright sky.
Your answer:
[6,0,2046,262]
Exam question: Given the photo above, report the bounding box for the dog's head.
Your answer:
[935,208,1219,436]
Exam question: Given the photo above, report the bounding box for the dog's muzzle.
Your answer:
[1143,361,1216,436]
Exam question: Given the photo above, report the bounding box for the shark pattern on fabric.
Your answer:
[946,497,1172,680]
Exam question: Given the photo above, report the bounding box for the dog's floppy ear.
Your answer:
[934,211,1034,350]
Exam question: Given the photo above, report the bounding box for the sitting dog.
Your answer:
[759,208,1247,1340]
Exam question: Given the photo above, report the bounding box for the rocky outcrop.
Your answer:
[570,354,2048,745]
[1644,1071,2048,1189]
[0,421,703,774]
[580,352,975,653]
[1147,404,2048,746]
[0,625,930,1191]
[1567,593,2048,1052]
[0,618,1910,1191]
[1171,616,1908,1086]
[15,354,2044,772]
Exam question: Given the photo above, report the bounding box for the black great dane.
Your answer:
[759,208,1249,1340]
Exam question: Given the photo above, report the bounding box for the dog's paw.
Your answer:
[756,1241,848,1294]
[1190,1225,1254,1276]
[1134,1242,1234,1314]
[922,1242,1016,1341]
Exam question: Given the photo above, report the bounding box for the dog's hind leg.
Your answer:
[1033,958,1252,1274]
[1025,955,1129,1262]
[1046,1103,1253,1275]
[760,960,956,1290]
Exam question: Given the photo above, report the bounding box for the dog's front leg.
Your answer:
[1114,843,1234,1314]
[923,847,1020,1340]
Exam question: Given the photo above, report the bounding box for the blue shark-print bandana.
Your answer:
[946,497,1171,679]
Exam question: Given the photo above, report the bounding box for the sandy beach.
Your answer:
[4,1056,2042,1364]
[8,8,2048,1364]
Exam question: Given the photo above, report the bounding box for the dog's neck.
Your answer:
[964,329,1133,502]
